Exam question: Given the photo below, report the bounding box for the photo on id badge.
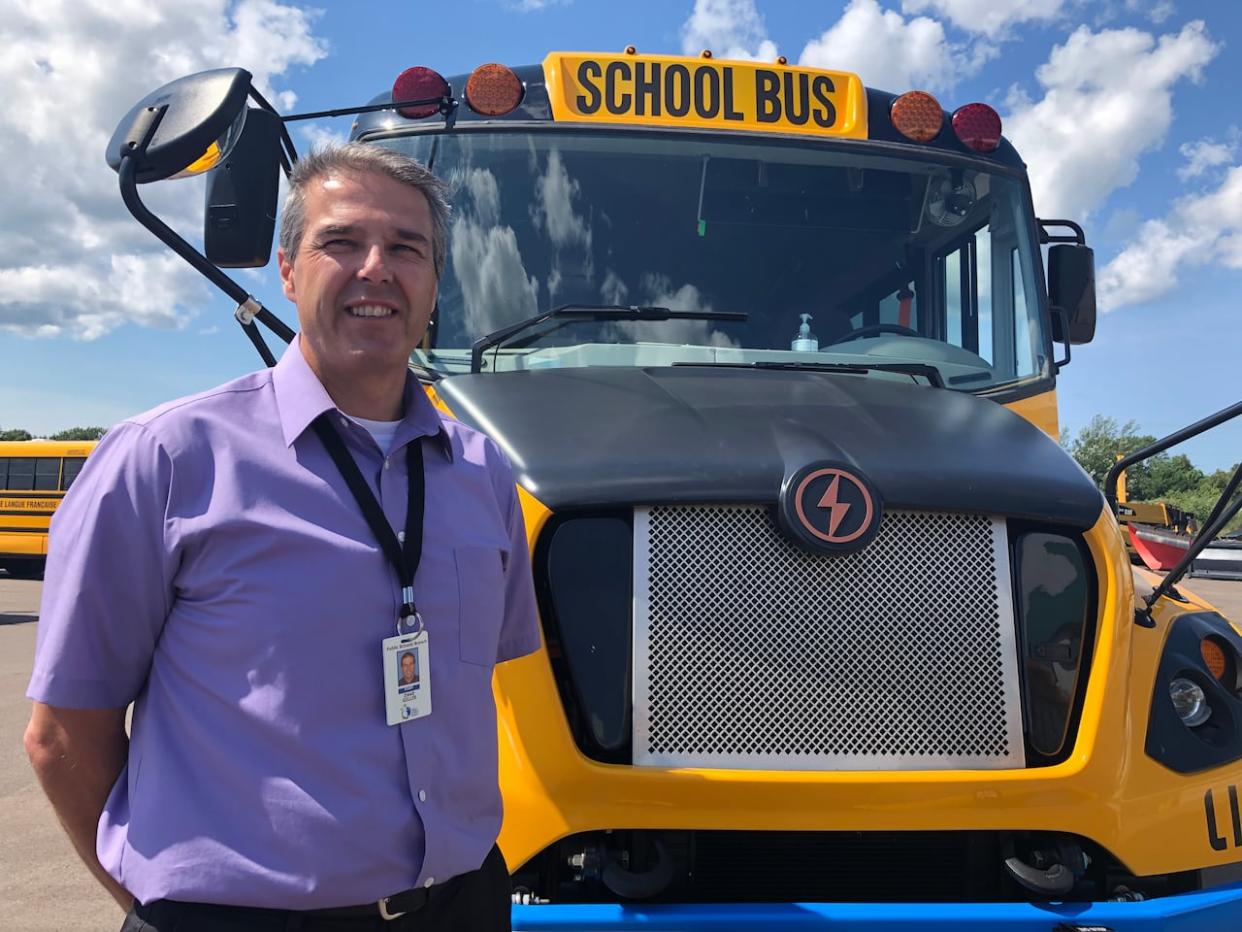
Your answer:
[383,632,431,724]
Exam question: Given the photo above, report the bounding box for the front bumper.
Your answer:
[512,882,1242,930]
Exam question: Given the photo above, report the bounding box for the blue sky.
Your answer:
[1,0,1239,471]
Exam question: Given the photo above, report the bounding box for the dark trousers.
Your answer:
[119,846,511,931]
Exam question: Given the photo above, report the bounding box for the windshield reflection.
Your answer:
[383,131,1048,390]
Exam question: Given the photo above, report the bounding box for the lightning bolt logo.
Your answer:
[816,475,852,538]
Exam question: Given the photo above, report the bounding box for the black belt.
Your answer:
[136,854,482,926]
[308,877,452,920]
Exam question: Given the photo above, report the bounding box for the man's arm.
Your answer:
[24,703,133,911]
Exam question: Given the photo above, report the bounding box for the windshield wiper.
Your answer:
[671,360,945,389]
[470,304,747,374]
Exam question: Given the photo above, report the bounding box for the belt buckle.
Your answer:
[378,897,406,921]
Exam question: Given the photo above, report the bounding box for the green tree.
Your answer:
[50,426,106,441]
[1063,416,1241,534]
[1064,415,1151,488]
[0,427,33,441]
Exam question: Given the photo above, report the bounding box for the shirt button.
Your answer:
[384,458,391,470]
[418,789,427,802]
[424,878,435,888]
[397,531,406,544]
[339,416,349,427]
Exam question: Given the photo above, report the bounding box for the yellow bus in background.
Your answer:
[0,440,97,578]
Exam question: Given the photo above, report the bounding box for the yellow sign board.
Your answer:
[543,52,868,139]
[1,497,58,513]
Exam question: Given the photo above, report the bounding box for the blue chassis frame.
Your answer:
[513,881,1242,930]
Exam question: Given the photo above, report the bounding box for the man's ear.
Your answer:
[277,247,297,304]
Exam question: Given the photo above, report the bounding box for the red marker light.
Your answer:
[392,67,450,119]
[465,64,524,117]
[953,103,1002,153]
[891,91,942,143]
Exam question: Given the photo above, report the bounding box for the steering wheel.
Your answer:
[826,323,920,345]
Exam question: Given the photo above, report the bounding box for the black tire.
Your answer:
[2,559,44,579]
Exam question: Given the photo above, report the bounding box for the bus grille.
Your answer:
[632,505,1024,770]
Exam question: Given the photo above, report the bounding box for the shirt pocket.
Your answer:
[456,545,505,667]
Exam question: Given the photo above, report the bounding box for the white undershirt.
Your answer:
[347,415,402,455]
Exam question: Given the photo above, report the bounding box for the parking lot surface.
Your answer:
[2,572,1241,929]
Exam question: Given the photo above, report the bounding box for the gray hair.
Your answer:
[278,143,451,278]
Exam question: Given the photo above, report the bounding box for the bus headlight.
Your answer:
[1169,677,1211,727]
[1146,612,1242,773]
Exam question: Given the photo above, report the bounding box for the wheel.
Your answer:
[2,559,44,579]
[826,323,920,345]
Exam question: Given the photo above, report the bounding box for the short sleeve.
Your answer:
[27,421,178,708]
[490,446,541,665]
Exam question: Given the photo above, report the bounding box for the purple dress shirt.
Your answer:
[27,339,541,908]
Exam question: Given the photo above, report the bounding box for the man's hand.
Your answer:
[24,703,134,911]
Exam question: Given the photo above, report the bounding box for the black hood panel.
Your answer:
[436,367,1102,528]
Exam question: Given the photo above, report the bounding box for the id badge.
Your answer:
[383,631,432,725]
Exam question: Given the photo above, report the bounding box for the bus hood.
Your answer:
[435,366,1102,528]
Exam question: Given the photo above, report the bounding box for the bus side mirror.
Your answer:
[205,108,283,268]
[106,69,252,183]
[1048,244,1096,345]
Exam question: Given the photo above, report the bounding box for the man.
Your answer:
[24,144,541,930]
[399,650,419,688]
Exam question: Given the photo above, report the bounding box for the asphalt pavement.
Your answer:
[0,575,119,929]
[2,572,1241,929]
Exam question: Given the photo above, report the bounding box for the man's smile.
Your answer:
[345,303,398,318]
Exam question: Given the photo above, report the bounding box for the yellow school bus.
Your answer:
[107,51,1242,929]
[0,440,97,578]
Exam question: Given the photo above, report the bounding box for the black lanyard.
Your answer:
[312,413,426,622]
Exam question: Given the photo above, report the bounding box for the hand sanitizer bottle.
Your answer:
[791,313,819,352]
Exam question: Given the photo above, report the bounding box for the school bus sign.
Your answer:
[543,51,868,139]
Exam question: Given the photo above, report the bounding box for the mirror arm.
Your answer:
[1143,487,1242,615]
[1104,398,1242,516]
[1051,307,1071,371]
[247,85,298,175]
[118,155,297,360]
[240,318,278,367]
[1038,218,1086,245]
[1195,460,1242,544]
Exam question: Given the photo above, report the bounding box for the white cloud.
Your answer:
[1126,0,1176,25]
[299,121,350,152]
[531,150,591,251]
[449,168,539,336]
[0,0,327,340]
[1177,129,1239,181]
[1004,20,1218,220]
[681,0,778,62]
[1149,2,1175,24]
[603,273,738,347]
[1098,163,1242,310]
[798,0,987,95]
[902,0,1072,38]
[507,0,570,10]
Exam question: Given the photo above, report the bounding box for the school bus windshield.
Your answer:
[388,131,1049,390]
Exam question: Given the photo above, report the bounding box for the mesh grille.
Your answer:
[633,505,1023,770]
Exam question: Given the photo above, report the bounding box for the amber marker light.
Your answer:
[891,91,943,143]
[1201,638,1230,682]
[393,66,450,119]
[953,102,1002,152]
[465,64,525,116]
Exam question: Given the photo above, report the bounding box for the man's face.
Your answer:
[401,653,416,684]
[278,169,439,385]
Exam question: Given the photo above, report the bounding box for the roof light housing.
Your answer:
[465,63,525,117]
[392,66,450,119]
[953,102,1003,153]
[891,91,942,143]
